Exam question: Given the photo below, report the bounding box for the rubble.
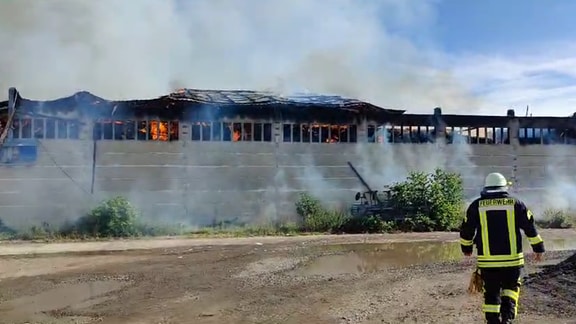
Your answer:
[523,251,576,316]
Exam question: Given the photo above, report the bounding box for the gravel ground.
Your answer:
[0,230,575,324]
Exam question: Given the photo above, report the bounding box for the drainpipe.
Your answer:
[507,109,519,194]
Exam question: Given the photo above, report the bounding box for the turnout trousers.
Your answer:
[480,267,522,324]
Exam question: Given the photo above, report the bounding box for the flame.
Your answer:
[139,121,169,141]
[233,130,241,141]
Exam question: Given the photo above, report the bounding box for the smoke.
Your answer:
[0,0,479,113]
[295,125,484,212]
[0,0,548,227]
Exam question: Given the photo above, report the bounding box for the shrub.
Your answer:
[535,208,575,229]
[339,215,395,234]
[389,168,464,232]
[73,196,141,237]
[295,192,349,232]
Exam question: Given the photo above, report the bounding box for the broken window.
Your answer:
[57,120,68,139]
[319,125,329,143]
[349,125,357,142]
[152,121,169,141]
[11,119,20,138]
[212,122,222,141]
[367,125,375,143]
[169,121,179,141]
[21,118,32,138]
[283,124,291,142]
[337,126,348,143]
[45,119,56,139]
[191,122,201,141]
[201,122,211,141]
[137,121,147,140]
[222,122,232,141]
[123,120,136,140]
[112,121,123,140]
[102,120,113,140]
[243,123,252,141]
[93,121,102,140]
[263,123,272,142]
[310,125,319,143]
[253,123,263,141]
[292,124,301,142]
[232,123,242,141]
[302,124,310,143]
[33,118,44,139]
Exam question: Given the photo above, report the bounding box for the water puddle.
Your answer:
[297,241,461,276]
[0,280,128,315]
[296,237,576,276]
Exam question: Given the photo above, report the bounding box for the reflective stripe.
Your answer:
[501,288,519,301]
[502,288,520,317]
[477,253,523,261]
[460,238,474,246]
[482,304,501,313]
[528,234,543,245]
[478,258,524,268]
[478,210,490,256]
[506,208,517,255]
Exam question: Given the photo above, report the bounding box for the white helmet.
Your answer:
[484,172,508,188]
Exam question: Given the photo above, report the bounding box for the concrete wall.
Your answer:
[1,126,575,229]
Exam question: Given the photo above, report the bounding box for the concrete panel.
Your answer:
[3,138,576,228]
[0,166,91,179]
[97,141,277,154]
[0,204,88,230]
[97,152,277,167]
[94,165,279,180]
[0,179,92,193]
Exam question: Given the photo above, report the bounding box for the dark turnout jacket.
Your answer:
[459,190,545,268]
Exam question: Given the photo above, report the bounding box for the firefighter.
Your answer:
[460,172,545,324]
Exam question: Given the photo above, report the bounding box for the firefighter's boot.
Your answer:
[486,316,500,324]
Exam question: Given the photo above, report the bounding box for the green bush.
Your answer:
[73,196,141,237]
[294,169,465,234]
[295,192,349,232]
[389,168,464,232]
[339,215,395,234]
[535,208,575,229]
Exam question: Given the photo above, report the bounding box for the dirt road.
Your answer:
[0,230,575,324]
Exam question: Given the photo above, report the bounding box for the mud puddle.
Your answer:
[296,241,461,276]
[296,237,576,276]
[0,280,129,320]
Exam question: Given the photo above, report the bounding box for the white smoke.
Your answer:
[3,0,562,227]
[0,0,479,113]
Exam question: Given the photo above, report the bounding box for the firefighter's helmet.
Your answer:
[484,172,508,188]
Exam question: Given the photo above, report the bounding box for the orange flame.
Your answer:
[139,121,169,141]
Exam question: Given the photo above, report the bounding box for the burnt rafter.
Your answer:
[7,87,576,131]
[10,87,406,120]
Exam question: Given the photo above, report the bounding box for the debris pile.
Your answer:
[523,251,576,316]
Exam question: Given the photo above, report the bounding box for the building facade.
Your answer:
[1,87,576,229]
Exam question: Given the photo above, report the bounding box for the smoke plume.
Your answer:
[0,0,480,113]
[2,0,557,227]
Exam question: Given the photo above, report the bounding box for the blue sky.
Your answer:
[435,0,576,55]
[422,0,576,116]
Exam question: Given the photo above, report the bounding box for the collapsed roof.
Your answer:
[9,87,406,122]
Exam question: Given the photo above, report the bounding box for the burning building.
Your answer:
[1,87,576,229]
